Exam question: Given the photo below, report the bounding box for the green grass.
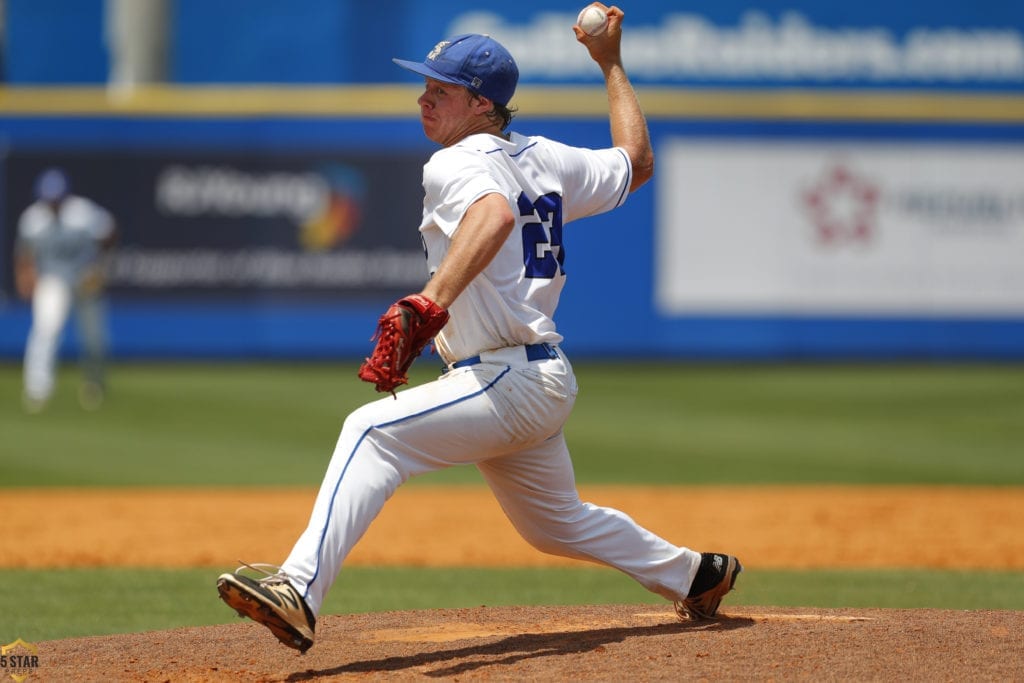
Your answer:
[1,361,1022,486]
[567,362,1024,484]
[0,361,1021,642]
[3,566,1022,642]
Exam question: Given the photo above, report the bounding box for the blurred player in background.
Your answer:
[15,167,117,412]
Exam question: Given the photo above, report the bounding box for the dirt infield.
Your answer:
[3,485,1023,569]
[37,606,1024,681]
[5,485,1023,681]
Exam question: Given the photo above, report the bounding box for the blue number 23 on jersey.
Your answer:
[519,192,565,279]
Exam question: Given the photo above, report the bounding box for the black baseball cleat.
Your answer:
[675,552,743,620]
[217,563,316,652]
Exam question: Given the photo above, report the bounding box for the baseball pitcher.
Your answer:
[217,4,741,652]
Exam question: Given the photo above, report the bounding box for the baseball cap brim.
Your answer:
[392,58,469,90]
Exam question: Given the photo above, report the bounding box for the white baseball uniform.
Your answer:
[282,132,701,615]
[18,195,115,404]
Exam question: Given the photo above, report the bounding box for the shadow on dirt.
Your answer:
[287,617,756,680]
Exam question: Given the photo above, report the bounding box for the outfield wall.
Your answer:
[0,1,1022,360]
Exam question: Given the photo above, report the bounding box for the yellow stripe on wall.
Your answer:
[1,84,1023,123]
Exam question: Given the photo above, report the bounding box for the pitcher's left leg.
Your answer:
[282,365,545,615]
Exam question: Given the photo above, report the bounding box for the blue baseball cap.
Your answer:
[34,168,70,201]
[393,34,518,107]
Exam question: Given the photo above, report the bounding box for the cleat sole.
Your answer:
[217,577,313,653]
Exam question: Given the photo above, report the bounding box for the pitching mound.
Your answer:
[40,605,1021,681]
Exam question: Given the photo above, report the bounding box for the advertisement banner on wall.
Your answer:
[10,0,1024,90]
[396,1,1024,92]
[2,151,431,300]
[657,139,1024,316]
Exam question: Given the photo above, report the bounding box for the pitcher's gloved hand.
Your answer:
[358,294,449,396]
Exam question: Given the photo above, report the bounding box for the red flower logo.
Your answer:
[803,163,880,244]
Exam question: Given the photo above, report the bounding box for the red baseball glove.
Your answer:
[358,294,449,395]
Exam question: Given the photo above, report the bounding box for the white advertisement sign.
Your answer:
[657,140,1024,315]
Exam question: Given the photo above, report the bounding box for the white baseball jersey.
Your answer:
[18,196,115,284]
[419,131,632,363]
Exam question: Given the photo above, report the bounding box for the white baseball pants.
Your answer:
[23,274,107,403]
[281,346,701,616]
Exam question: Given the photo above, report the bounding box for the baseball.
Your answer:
[577,6,608,36]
